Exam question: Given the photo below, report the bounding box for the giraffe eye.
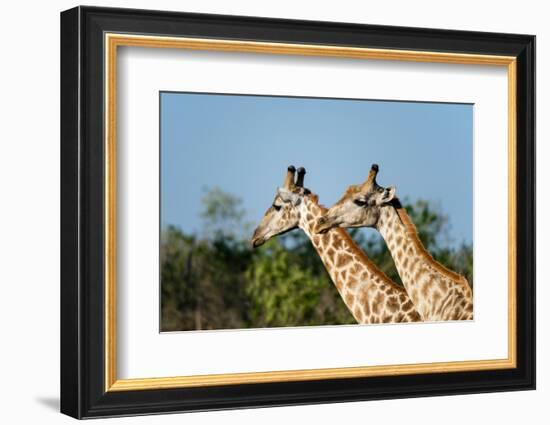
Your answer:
[272,204,282,211]
[377,187,384,193]
[353,199,367,207]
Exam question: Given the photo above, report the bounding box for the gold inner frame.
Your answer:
[104,33,517,392]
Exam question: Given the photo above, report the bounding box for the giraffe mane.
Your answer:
[305,191,405,291]
[306,192,322,207]
[392,199,470,287]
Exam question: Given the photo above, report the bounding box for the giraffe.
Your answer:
[316,164,473,321]
[251,165,422,324]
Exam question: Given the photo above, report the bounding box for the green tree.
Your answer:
[200,186,248,242]
[160,188,252,331]
[245,237,355,327]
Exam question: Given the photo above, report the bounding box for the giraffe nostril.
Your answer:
[318,217,327,225]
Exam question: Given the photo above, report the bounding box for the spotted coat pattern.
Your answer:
[299,196,422,324]
[376,206,474,321]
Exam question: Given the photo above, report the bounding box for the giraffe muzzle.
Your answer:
[251,237,265,248]
[316,216,335,234]
[251,227,267,248]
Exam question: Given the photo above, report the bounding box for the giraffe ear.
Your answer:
[378,186,396,204]
[277,187,301,205]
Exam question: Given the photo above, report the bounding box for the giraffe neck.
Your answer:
[376,203,473,321]
[296,195,420,324]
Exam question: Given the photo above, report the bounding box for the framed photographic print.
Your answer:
[60,6,535,419]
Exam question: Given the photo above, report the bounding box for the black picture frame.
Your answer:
[61,5,535,419]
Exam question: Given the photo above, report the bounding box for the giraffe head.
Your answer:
[317,164,396,233]
[251,165,309,248]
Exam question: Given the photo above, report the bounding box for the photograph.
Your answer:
[57,4,536,420]
[160,92,474,331]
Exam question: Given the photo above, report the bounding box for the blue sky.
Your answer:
[161,92,473,247]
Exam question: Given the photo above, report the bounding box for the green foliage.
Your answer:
[161,189,473,331]
[405,199,447,250]
[200,186,248,241]
[160,226,252,331]
[245,238,355,327]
